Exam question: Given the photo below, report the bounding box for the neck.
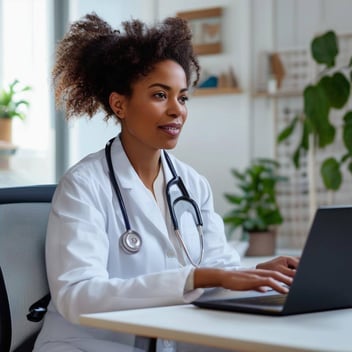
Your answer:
[119,136,161,192]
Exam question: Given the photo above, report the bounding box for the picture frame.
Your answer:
[177,7,223,55]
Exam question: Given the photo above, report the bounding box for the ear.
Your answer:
[109,92,126,119]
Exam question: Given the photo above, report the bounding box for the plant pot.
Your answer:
[0,118,12,143]
[245,230,276,256]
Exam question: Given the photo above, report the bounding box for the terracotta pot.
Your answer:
[0,118,12,143]
[245,230,276,256]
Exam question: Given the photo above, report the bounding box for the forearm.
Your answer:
[194,268,226,288]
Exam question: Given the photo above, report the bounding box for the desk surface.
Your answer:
[80,304,352,352]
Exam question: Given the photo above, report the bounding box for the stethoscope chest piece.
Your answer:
[119,230,142,254]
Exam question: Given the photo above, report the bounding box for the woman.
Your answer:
[34,13,298,352]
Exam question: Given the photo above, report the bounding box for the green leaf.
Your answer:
[224,194,242,205]
[311,30,338,68]
[0,79,31,120]
[344,110,352,124]
[277,115,299,143]
[341,153,350,164]
[348,161,352,174]
[301,118,312,150]
[343,111,352,154]
[320,73,350,109]
[262,209,283,226]
[292,146,301,169]
[321,157,342,191]
[304,84,335,147]
[230,169,244,181]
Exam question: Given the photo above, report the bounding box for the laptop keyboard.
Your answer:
[231,294,287,306]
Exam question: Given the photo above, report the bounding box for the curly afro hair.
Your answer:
[52,13,200,121]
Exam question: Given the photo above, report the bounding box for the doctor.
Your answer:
[34,13,299,352]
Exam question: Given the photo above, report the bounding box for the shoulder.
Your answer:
[64,149,107,184]
[55,149,110,203]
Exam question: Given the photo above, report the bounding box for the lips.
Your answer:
[159,124,182,136]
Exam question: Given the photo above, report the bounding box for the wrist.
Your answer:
[194,268,226,289]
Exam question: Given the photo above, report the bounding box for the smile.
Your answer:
[159,125,181,136]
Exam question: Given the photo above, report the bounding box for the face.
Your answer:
[111,60,189,154]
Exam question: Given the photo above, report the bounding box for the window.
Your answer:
[0,0,54,185]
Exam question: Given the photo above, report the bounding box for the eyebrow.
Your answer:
[148,83,188,93]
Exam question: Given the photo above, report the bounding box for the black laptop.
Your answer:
[193,206,352,316]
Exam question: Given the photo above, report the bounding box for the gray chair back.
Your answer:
[0,185,56,352]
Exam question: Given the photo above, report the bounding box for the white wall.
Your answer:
[66,0,352,220]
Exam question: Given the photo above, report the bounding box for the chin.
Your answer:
[163,142,178,150]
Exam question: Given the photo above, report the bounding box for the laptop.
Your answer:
[193,206,352,316]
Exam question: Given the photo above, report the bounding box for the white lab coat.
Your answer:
[34,136,241,352]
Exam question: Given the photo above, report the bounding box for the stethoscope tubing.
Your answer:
[105,137,204,266]
[105,138,132,231]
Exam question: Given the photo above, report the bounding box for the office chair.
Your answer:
[0,185,56,352]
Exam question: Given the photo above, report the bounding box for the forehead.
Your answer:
[139,60,187,88]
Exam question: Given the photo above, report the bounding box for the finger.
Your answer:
[254,286,271,293]
[272,283,289,294]
[279,266,296,278]
[286,256,300,269]
[258,278,290,294]
[254,269,293,286]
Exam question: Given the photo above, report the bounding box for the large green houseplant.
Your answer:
[223,158,287,256]
[0,79,31,143]
[277,30,352,196]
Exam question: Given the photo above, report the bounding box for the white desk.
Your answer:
[80,304,352,352]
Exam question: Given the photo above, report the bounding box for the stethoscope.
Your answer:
[105,137,204,267]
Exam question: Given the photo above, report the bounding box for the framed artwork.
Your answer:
[177,7,223,55]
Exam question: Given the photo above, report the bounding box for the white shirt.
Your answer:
[34,135,241,352]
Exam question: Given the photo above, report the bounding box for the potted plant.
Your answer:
[277,30,352,208]
[0,79,31,143]
[223,158,287,256]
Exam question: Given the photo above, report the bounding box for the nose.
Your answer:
[167,98,184,118]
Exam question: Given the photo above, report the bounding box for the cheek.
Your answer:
[183,106,188,121]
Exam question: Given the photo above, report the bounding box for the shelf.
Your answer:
[253,91,302,98]
[193,87,242,96]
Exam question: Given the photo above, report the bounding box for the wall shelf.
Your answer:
[193,87,242,96]
[253,91,302,98]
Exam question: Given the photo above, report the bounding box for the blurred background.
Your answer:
[1,0,352,251]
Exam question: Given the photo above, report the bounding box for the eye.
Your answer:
[154,92,167,100]
[179,95,189,104]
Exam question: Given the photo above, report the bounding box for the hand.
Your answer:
[194,267,293,294]
[256,256,300,278]
[220,268,292,294]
